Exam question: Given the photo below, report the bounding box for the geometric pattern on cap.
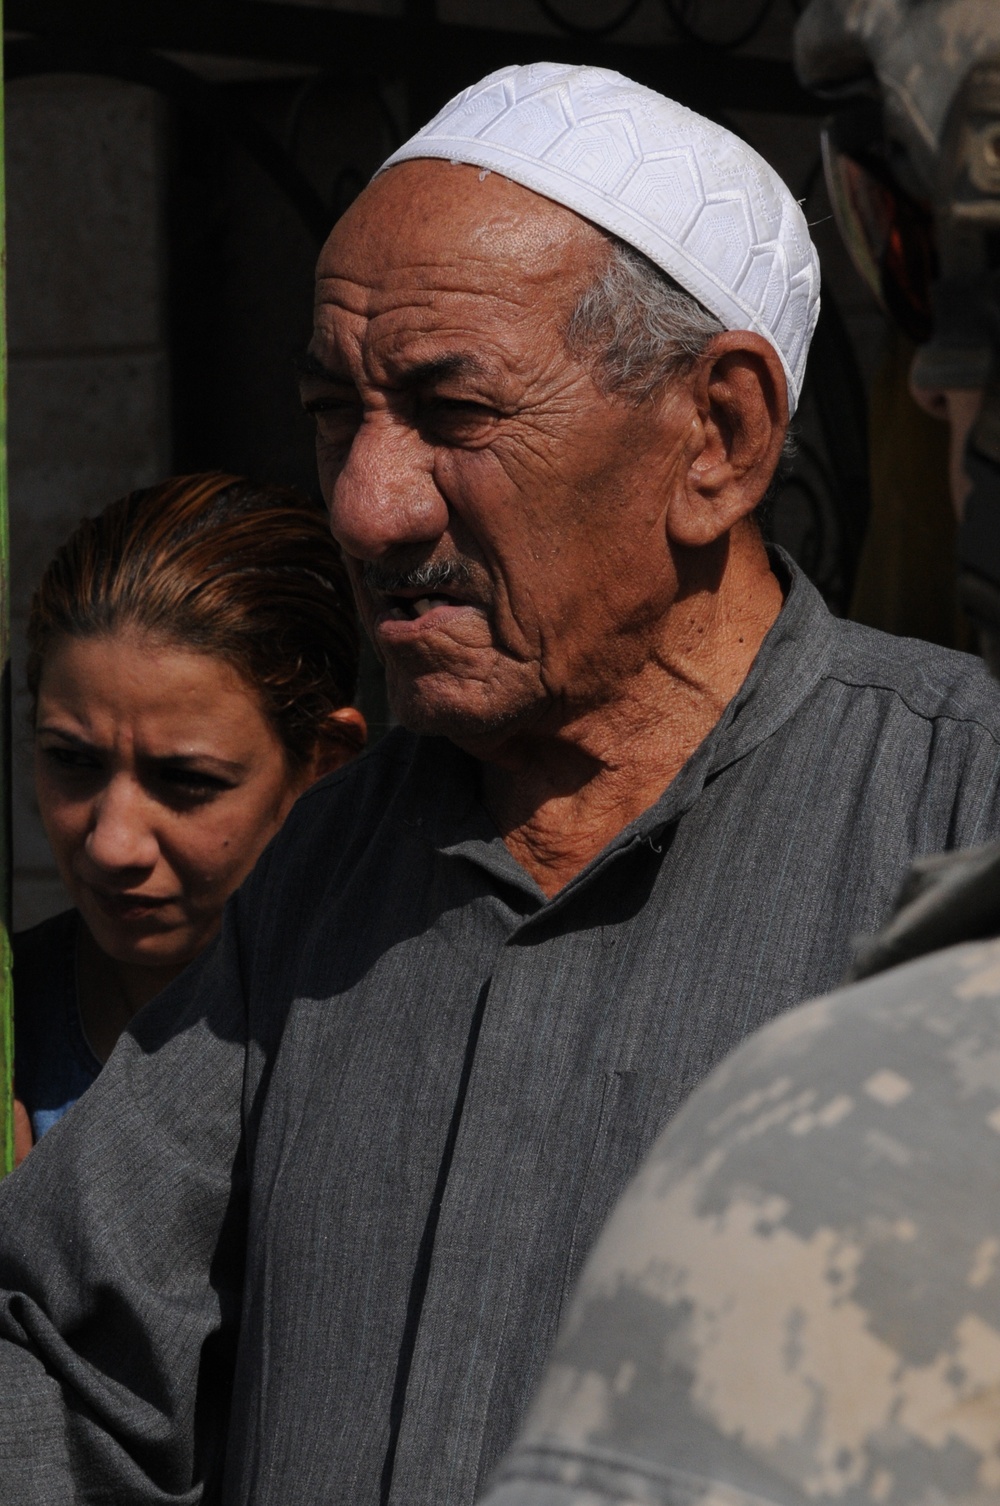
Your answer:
[380,61,821,413]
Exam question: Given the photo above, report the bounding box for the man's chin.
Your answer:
[387,674,531,749]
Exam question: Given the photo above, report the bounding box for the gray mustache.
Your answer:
[362,559,475,594]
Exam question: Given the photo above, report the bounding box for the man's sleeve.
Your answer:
[0,902,251,1504]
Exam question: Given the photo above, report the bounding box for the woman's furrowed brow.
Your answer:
[35,725,92,747]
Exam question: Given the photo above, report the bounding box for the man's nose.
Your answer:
[84,778,159,875]
[325,412,449,560]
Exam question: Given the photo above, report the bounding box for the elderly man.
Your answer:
[2,62,1000,1506]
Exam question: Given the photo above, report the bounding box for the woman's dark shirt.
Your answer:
[13,910,101,1140]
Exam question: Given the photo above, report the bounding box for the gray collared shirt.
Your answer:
[3,558,1000,1505]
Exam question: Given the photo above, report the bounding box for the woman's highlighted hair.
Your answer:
[27,472,363,769]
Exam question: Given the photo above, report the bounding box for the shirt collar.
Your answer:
[642,545,836,828]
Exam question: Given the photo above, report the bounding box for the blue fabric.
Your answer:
[14,910,101,1140]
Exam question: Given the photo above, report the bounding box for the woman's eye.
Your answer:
[155,768,233,798]
[39,745,101,773]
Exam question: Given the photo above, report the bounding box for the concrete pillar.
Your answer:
[6,75,170,929]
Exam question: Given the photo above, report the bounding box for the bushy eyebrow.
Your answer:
[397,354,492,389]
[295,349,493,389]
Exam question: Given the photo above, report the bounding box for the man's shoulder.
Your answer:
[822,616,1000,733]
[249,726,433,882]
[296,726,422,815]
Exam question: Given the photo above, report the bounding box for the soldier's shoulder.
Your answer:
[510,936,1000,1506]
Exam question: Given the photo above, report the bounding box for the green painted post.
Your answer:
[0,2,14,1178]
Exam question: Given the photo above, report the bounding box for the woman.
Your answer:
[15,472,366,1146]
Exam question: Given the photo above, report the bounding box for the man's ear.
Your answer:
[307,706,368,783]
[666,331,789,548]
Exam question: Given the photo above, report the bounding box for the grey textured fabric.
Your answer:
[851,837,1000,978]
[3,558,1000,1504]
[482,934,1000,1506]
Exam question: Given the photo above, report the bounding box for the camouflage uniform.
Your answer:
[480,873,1000,1506]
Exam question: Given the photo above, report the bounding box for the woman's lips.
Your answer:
[86,888,174,923]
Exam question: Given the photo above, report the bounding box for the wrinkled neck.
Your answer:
[479,530,782,897]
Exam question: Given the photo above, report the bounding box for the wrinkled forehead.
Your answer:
[315,159,608,315]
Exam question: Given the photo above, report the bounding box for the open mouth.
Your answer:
[381,592,472,622]
[363,559,485,628]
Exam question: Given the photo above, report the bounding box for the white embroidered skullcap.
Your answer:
[379,61,821,413]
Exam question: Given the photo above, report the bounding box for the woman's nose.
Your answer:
[84,777,159,874]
